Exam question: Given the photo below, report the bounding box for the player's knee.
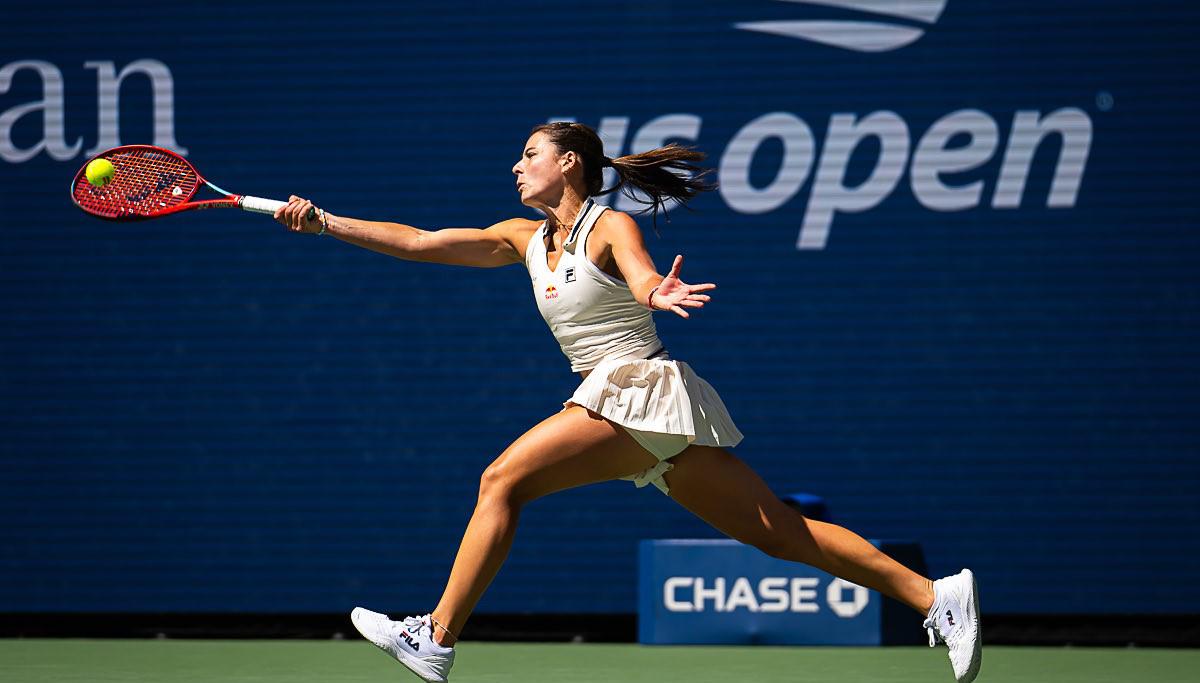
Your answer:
[478,460,516,503]
[747,508,812,561]
[478,456,533,507]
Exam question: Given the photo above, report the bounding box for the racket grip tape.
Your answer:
[240,195,317,221]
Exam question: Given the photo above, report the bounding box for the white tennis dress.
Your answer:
[524,199,743,494]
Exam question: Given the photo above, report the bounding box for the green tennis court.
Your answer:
[2,640,1195,683]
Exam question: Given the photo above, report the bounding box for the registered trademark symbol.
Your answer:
[1096,91,1114,111]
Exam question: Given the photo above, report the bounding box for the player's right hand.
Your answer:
[274,195,323,234]
[651,254,715,319]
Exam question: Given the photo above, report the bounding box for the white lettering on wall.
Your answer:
[85,60,187,157]
[0,60,81,163]
[565,106,1093,250]
[0,59,187,163]
[720,112,815,215]
[662,575,869,614]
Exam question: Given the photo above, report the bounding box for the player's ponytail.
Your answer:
[532,122,715,225]
[603,145,714,223]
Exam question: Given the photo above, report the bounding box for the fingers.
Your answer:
[272,196,294,222]
[689,283,717,293]
[273,195,304,227]
[292,199,314,232]
[658,284,713,317]
[668,254,684,278]
[274,195,320,234]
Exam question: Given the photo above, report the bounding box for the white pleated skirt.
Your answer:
[564,358,743,494]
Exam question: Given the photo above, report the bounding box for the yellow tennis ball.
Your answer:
[85,158,115,187]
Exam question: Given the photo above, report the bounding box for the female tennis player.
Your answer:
[274,122,981,683]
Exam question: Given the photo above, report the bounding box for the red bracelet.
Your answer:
[646,285,661,311]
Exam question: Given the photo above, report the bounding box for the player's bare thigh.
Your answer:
[662,444,806,555]
[482,405,660,504]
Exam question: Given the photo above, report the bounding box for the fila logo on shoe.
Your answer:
[945,609,955,627]
[400,630,420,651]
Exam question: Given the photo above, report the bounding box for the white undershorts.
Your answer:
[620,426,691,494]
[564,357,743,496]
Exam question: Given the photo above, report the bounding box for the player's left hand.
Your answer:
[651,254,715,319]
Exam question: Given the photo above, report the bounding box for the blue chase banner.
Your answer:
[639,540,926,645]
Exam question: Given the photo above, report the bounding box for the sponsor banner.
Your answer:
[638,540,926,645]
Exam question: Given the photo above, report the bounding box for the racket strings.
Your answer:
[73,147,200,218]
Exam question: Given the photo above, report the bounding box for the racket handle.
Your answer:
[240,195,318,221]
[240,196,285,214]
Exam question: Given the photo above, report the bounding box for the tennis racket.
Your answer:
[71,144,313,222]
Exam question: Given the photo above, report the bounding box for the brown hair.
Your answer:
[531,121,715,225]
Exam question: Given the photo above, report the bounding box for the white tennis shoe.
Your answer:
[923,569,982,683]
[350,608,455,683]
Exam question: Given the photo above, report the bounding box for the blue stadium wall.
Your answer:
[2,1,1197,616]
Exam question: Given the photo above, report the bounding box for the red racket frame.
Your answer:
[71,145,286,221]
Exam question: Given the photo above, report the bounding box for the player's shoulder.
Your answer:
[594,207,643,243]
[488,217,543,259]
[488,216,543,236]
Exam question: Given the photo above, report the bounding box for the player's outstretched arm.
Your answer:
[274,195,527,268]
[602,211,716,319]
